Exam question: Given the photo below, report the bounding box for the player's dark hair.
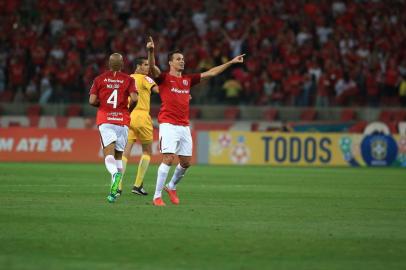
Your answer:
[134,57,147,68]
[168,50,182,62]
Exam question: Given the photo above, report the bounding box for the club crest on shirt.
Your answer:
[183,79,188,86]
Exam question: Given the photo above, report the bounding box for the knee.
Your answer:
[142,144,153,156]
[162,154,176,165]
[180,161,191,169]
[143,150,152,157]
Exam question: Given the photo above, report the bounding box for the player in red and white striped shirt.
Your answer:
[147,37,244,206]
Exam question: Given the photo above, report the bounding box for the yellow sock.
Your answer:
[134,154,151,187]
[119,156,128,190]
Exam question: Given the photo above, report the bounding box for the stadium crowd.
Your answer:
[0,0,405,107]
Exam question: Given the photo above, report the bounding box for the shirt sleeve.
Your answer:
[143,75,157,92]
[189,73,201,87]
[89,78,98,95]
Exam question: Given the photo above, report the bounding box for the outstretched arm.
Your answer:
[147,36,161,78]
[201,54,245,81]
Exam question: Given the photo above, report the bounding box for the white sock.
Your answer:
[116,159,123,173]
[105,155,118,184]
[168,164,186,190]
[105,155,118,176]
[154,163,170,199]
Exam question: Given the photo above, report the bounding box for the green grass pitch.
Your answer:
[0,163,405,270]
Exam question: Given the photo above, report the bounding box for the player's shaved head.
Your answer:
[109,53,123,71]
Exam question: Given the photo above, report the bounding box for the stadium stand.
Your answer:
[340,108,356,122]
[263,108,278,121]
[379,110,396,123]
[394,110,406,122]
[0,0,405,135]
[189,107,201,119]
[348,120,368,133]
[224,107,240,120]
[0,0,405,107]
[300,108,317,121]
[26,105,41,116]
[66,104,82,117]
[0,90,14,102]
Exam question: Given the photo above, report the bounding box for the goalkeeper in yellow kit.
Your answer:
[117,56,159,196]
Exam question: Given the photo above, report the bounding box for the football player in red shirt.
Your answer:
[89,53,138,203]
[147,37,244,206]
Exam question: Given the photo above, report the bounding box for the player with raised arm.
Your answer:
[147,36,244,206]
[89,53,138,203]
[117,55,159,196]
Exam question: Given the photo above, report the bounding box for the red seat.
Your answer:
[300,108,317,121]
[264,108,278,121]
[224,107,240,120]
[56,116,69,128]
[193,122,233,130]
[378,110,394,122]
[189,107,201,119]
[66,105,82,116]
[0,90,14,102]
[27,105,41,116]
[348,121,368,133]
[70,92,83,102]
[387,122,398,134]
[340,108,356,121]
[393,110,406,122]
[8,121,21,127]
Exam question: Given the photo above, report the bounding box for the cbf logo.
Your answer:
[183,79,188,86]
[361,133,397,166]
[371,138,387,160]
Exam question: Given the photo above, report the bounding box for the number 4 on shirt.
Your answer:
[107,89,118,108]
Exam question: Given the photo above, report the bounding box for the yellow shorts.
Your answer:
[128,110,153,144]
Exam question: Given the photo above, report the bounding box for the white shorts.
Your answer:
[159,123,192,156]
[98,123,129,152]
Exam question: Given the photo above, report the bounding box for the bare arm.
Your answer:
[128,92,138,113]
[151,85,159,94]
[201,54,245,81]
[89,94,100,107]
[147,36,161,78]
